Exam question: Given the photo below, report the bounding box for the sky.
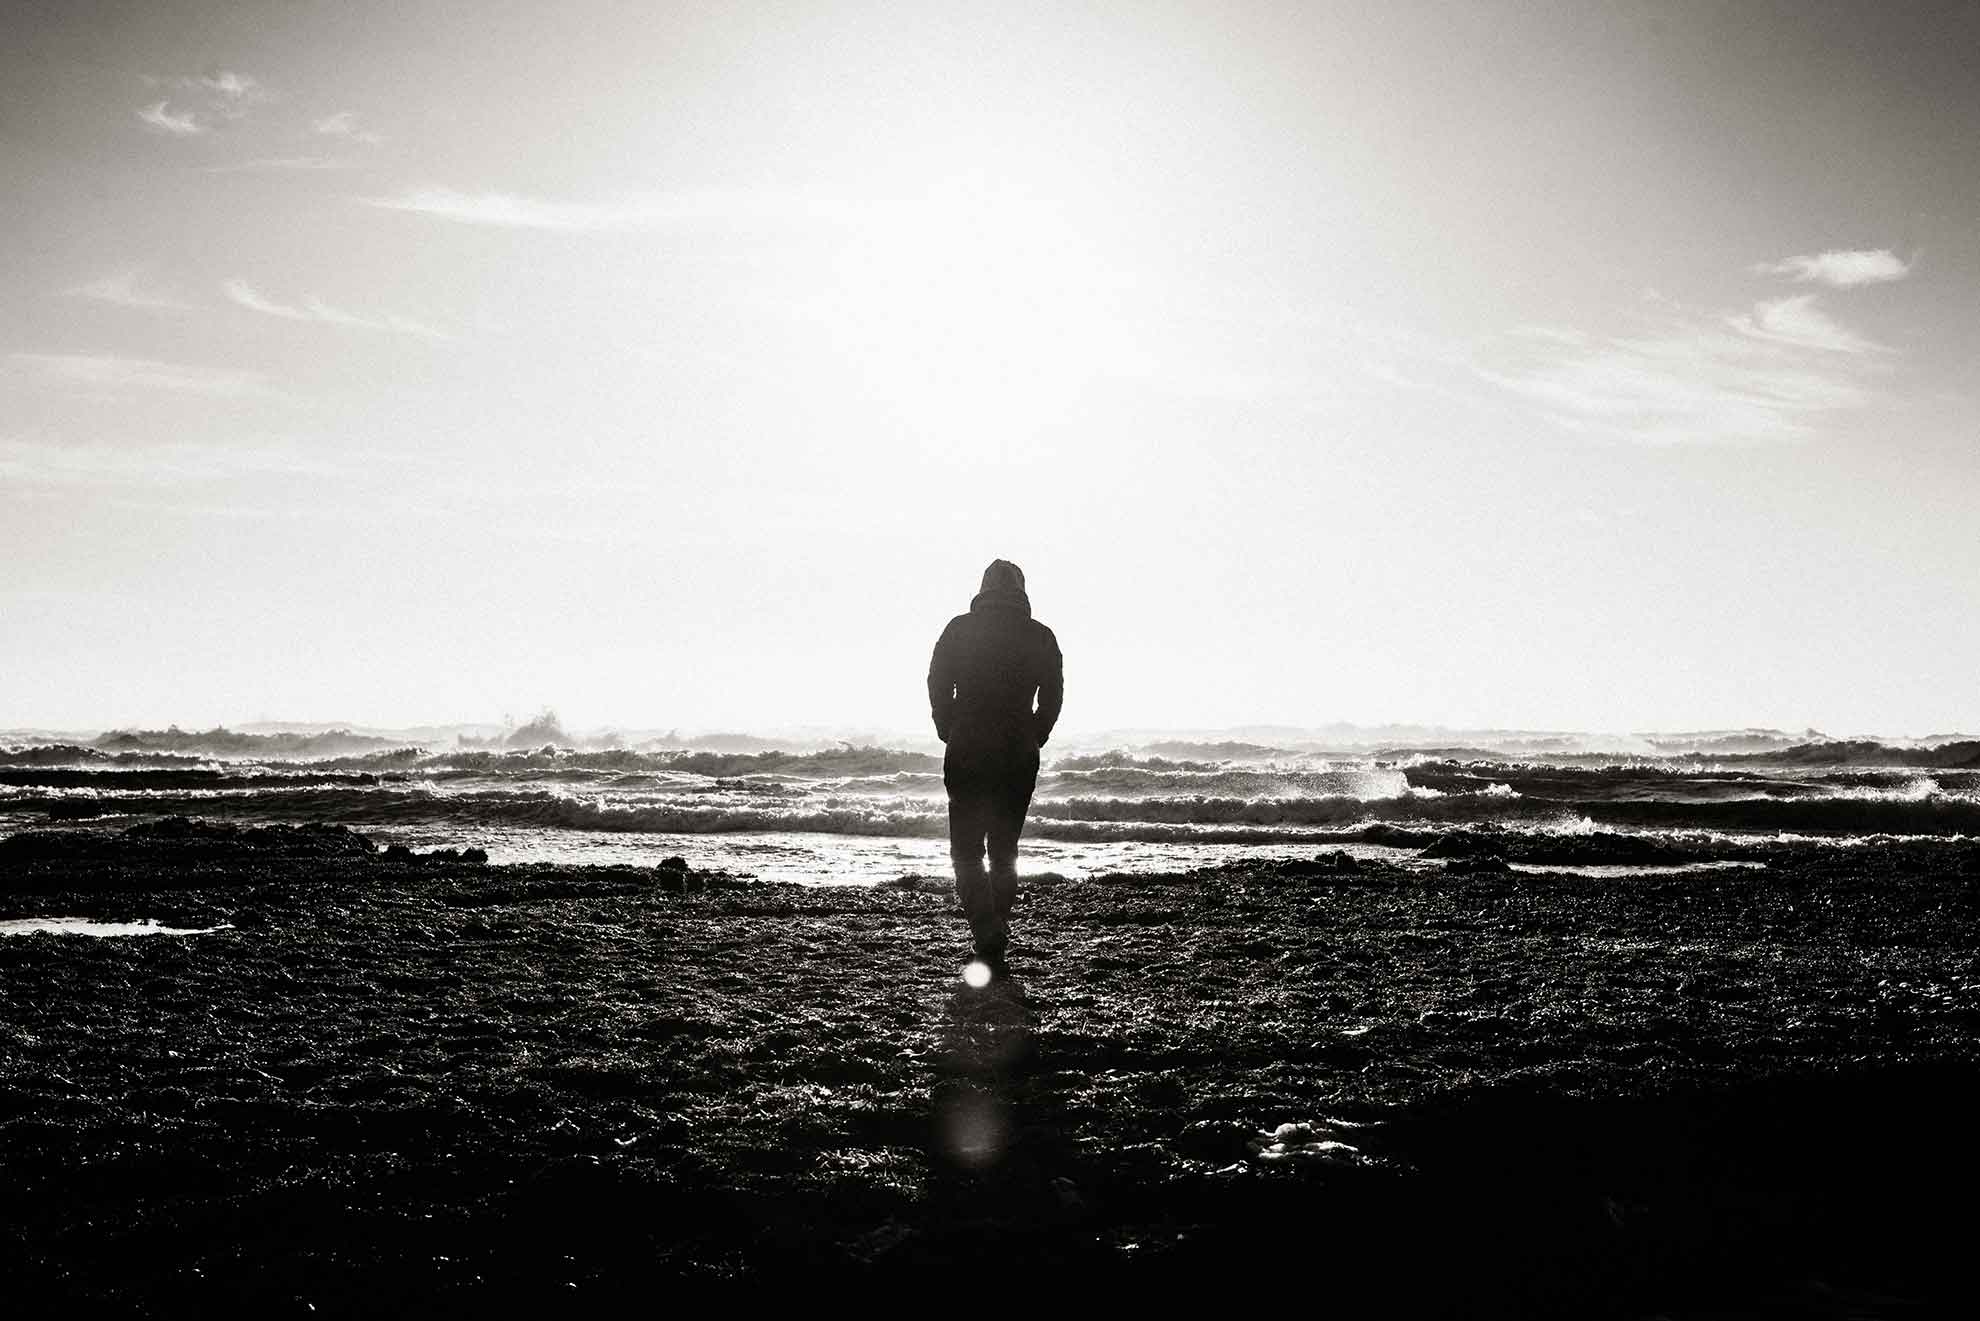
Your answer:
[3,0,1978,738]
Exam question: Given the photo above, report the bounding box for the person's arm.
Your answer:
[1032,626,1063,747]
[927,619,960,742]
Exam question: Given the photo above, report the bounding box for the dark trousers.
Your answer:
[944,738,1038,932]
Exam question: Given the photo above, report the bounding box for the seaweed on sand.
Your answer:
[2,838,1978,1311]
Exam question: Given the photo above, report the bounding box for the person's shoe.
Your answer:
[971,917,1008,963]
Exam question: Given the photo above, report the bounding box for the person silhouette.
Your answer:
[927,560,1063,965]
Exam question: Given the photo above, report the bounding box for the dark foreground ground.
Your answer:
[3,821,1979,1316]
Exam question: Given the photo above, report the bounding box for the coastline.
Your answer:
[3,823,1977,1312]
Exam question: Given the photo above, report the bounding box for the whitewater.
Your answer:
[4,738,1978,884]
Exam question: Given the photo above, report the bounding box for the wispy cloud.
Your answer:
[1477,244,1908,446]
[1753,248,1913,287]
[135,70,269,136]
[354,189,676,231]
[195,71,265,108]
[220,279,307,320]
[222,279,449,340]
[357,186,871,231]
[1726,294,1887,355]
[312,110,382,144]
[62,268,192,312]
[0,436,344,487]
[1477,300,1887,446]
[10,353,277,399]
[204,156,355,174]
[137,100,203,135]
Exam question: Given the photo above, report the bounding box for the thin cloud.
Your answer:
[137,100,202,135]
[196,71,265,108]
[204,156,355,173]
[357,189,671,231]
[136,70,269,136]
[165,70,269,116]
[222,279,308,320]
[1754,248,1912,287]
[357,186,873,231]
[0,436,345,487]
[1478,294,1888,445]
[1727,294,1887,355]
[10,353,277,399]
[63,268,193,312]
[222,279,449,340]
[312,110,382,144]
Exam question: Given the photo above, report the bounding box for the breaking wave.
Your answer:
[7,740,1980,871]
[10,779,1979,840]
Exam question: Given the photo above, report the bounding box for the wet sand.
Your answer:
[3,822,1978,1314]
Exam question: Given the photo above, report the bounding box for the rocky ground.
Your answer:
[3,821,1979,1315]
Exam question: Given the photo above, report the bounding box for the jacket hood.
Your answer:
[979,559,1026,595]
[972,559,1031,616]
[970,587,1031,616]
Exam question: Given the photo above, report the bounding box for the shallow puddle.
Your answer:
[0,917,231,938]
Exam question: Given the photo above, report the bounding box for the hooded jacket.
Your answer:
[927,561,1064,750]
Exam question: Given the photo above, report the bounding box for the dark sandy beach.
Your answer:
[3,821,1978,1315]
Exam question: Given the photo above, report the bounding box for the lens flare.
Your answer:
[937,1085,1010,1170]
[962,960,992,989]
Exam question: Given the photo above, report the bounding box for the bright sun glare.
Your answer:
[821,187,1117,447]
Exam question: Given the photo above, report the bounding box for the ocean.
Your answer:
[5,735,1977,883]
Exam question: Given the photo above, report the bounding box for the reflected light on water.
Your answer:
[961,960,993,989]
[0,917,231,939]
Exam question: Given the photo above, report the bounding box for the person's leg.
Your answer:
[985,763,1037,932]
[947,785,996,939]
